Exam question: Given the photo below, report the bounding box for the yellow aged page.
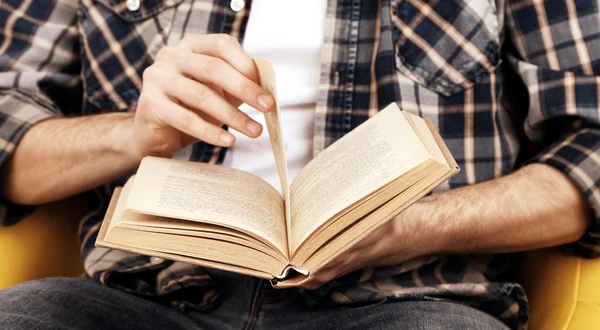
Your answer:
[254,59,292,255]
[289,104,431,252]
[404,112,448,167]
[125,157,288,256]
[108,176,135,233]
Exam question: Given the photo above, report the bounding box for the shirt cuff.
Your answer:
[530,128,600,257]
[0,91,59,226]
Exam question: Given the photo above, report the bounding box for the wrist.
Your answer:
[109,113,145,164]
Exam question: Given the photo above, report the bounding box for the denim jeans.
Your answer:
[0,270,508,329]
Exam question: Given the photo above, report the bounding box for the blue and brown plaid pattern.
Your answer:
[5,0,600,328]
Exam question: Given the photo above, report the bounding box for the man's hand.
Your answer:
[302,212,429,290]
[1,34,274,205]
[132,34,275,158]
[303,164,591,290]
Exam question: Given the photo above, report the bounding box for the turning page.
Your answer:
[125,157,288,256]
[254,59,292,256]
[289,104,432,253]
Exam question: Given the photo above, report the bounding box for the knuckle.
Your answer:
[156,46,177,61]
[179,111,195,131]
[202,57,224,76]
[372,241,390,259]
[202,124,215,141]
[142,66,157,81]
[215,33,236,47]
[228,109,245,124]
[143,66,174,87]
[194,84,211,104]
[344,251,357,261]
[346,252,360,265]
[238,81,254,95]
[336,256,350,266]
[165,72,178,87]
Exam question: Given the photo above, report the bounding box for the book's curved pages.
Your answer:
[96,59,459,287]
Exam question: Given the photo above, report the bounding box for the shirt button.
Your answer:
[150,256,164,264]
[230,0,245,12]
[126,0,141,12]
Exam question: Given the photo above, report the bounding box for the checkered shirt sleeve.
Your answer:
[0,1,81,224]
[507,0,600,257]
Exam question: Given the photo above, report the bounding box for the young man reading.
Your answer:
[0,1,597,329]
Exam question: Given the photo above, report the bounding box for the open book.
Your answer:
[96,60,459,287]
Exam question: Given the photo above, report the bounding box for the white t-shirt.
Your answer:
[222,0,327,195]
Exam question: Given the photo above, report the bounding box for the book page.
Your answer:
[254,59,292,256]
[289,103,432,252]
[404,112,448,167]
[107,177,135,233]
[125,156,288,256]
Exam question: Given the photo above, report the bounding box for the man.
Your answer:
[0,0,597,329]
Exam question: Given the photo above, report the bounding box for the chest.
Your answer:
[76,0,502,116]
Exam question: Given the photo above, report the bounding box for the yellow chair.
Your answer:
[520,249,600,330]
[0,196,86,288]
[1,198,599,330]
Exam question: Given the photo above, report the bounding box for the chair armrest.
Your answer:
[519,249,600,330]
[0,195,87,289]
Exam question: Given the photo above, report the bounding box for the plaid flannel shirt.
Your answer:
[4,0,600,328]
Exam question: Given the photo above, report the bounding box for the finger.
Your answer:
[302,268,340,290]
[315,268,340,283]
[319,251,367,280]
[149,91,235,147]
[302,280,325,290]
[353,225,388,249]
[202,82,243,113]
[163,73,263,138]
[177,54,274,113]
[301,252,358,290]
[178,34,259,83]
[320,249,358,272]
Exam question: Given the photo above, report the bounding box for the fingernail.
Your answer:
[257,94,274,110]
[219,132,234,145]
[246,120,262,135]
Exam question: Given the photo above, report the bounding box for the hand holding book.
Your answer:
[96,59,459,287]
[300,204,434,289]
[131,34,275,156]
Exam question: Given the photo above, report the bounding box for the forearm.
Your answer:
[406,163,591,255]
[0,112,140,205]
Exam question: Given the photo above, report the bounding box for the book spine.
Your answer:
[269,265,313,288]
[274,264,309,280]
